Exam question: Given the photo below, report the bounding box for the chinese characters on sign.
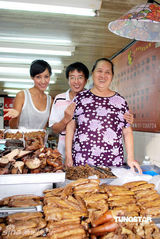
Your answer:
[112,42,160,132]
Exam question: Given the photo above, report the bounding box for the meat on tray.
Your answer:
[2,212,46,239]
[65,164,116,180]
[4,131,23,139]
[5,139,24,149]
[24,131,46,151]
[42,178,160,238]
[0,147,63,175]
[0,194,43,208]
[3,130,46,151]
[1,179,160,238]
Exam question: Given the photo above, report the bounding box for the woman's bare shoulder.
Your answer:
[14,90,25,103]
[16,90,25,97]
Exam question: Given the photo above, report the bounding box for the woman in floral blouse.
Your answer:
[65,58,142,174]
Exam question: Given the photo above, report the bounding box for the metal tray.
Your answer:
[121,164,160,175]
[0,139,6,151]
[140,164,160,175]
[0,205,43,218]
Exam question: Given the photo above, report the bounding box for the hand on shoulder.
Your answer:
[124,112,134,124]
[64,102,76,123]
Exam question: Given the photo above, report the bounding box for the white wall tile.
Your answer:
[133,131,160,165]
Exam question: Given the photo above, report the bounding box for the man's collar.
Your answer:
[66,89,71,101]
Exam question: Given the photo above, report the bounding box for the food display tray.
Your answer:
[121,164,160,176]
[0,139,6,151]
[140,164,160,176]
[4,129,47,145]
[4,128,46,135]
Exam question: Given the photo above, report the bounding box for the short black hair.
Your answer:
[30,59,52,77]
[91,58,114,75]
[66,62,89,80]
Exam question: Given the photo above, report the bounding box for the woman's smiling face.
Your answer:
[92,60,113,90]
[32,68,50,91]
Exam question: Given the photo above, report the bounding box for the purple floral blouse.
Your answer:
[72,90,130,167]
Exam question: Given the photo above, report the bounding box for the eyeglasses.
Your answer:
[69,75,85,81]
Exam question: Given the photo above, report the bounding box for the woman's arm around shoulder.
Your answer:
[124,112,134,124]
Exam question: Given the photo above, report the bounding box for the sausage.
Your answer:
[92,210,114,227]
[89,221,118,236]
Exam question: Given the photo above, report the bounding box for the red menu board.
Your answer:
[4,97,14,121]
[112,41,160,132]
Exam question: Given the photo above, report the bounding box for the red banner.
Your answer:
[4,97,14,121]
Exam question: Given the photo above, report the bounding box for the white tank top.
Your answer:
[18,89,51,129]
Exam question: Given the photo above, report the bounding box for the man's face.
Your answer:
[68,70,87,94]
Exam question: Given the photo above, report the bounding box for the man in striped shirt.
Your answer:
[49,62,89,160]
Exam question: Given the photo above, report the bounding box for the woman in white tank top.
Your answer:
[4,60,53,129]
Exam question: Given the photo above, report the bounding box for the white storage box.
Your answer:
[0,172,65,197]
